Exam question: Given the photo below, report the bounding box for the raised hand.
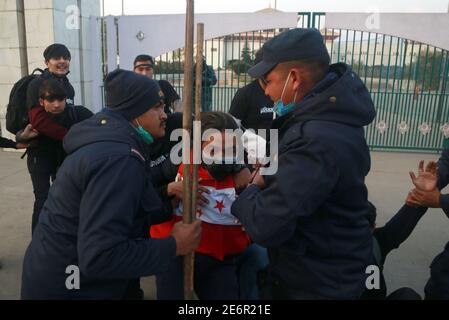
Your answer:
[409,160,438,191]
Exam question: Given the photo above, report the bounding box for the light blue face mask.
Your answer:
[135,119,154,145]
[273,72,298,118]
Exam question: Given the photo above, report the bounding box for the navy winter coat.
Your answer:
[21,109,176,299]
[232,63,376,299]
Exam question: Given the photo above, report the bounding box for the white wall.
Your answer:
[325,13,449,51]
[114,12,298,71]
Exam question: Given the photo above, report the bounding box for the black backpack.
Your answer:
[6,68,43,134]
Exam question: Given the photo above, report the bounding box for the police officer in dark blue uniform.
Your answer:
[231,28,376,299]
[21,70,201,300]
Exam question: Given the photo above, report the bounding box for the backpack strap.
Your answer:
[31,68,44,75]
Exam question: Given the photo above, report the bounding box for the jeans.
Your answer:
[27,153,57,234]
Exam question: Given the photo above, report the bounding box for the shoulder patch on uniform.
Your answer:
[131,148,145,162]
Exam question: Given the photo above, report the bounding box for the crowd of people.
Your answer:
[1,28,448,300]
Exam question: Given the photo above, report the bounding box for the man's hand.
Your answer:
[20,124,39,141]
[171,220,202,256]
[15,142,29,149]
[167,181,210,207]
[251,171,265,189]
[406,188,441,208]
[409,160,438,191]
[233,168,251,193]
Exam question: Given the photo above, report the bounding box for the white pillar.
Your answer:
[1,0,100,142]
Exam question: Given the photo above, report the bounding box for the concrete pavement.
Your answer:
[0,149,448,299]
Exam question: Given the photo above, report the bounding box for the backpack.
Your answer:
[6,68,44,134]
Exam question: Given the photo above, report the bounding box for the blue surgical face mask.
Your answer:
[273,71,298,118]
[135,119,154,145]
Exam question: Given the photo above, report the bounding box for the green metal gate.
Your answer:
[152,12,449,152]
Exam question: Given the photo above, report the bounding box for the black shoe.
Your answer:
[0,260,3,270]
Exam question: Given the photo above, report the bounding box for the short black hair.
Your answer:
[39,79,67,100]
[201,112,239,134]
[43,43,71,61]
[279,57,330,85]
[134,54,155,67]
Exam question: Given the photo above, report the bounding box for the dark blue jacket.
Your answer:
[362,204,426,299]
[231,63,376,299]
[425,147,449,299]
[21,110,176,300]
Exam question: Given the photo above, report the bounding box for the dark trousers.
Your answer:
[257,268,330,300]
[27,153,57,234]
[236,244,269,300]
[387,287,421,300]
[156,253,240,300]
[123,278,144,300]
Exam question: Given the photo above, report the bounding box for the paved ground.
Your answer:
[1,149,448,300]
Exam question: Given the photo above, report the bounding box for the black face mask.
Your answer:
[203,163,235,181]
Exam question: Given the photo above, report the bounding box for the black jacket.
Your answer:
[0,137,17,149]
[21,110,176,299]
[425,147,449,299]
[26,69,76,159]
[361,205,427,299]
[26,69,75,109]
[231,63,376,299]
[148,112,183,225]
[27,106,93,168]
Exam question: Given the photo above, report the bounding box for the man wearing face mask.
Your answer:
[231,28,376,299]
[21,70,201,299]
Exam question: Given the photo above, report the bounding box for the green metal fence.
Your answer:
[153,12,449,152]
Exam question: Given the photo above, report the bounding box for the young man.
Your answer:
[232,28,376,299]
[134,54,181,114]
[25,44,77,234]
[21,70,201,300]
[27,79,92,232]
[27,44,75,109]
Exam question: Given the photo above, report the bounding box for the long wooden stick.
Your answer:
[182,0,195,301]
[191,23,204,221]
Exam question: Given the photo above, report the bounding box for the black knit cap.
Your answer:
[248,28,330,78]
[43,43,71,61]
[105,69,165,121]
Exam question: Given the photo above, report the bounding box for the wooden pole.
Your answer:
[182,0,195,301]
[16,0,29,77]
[191,23,204,222]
